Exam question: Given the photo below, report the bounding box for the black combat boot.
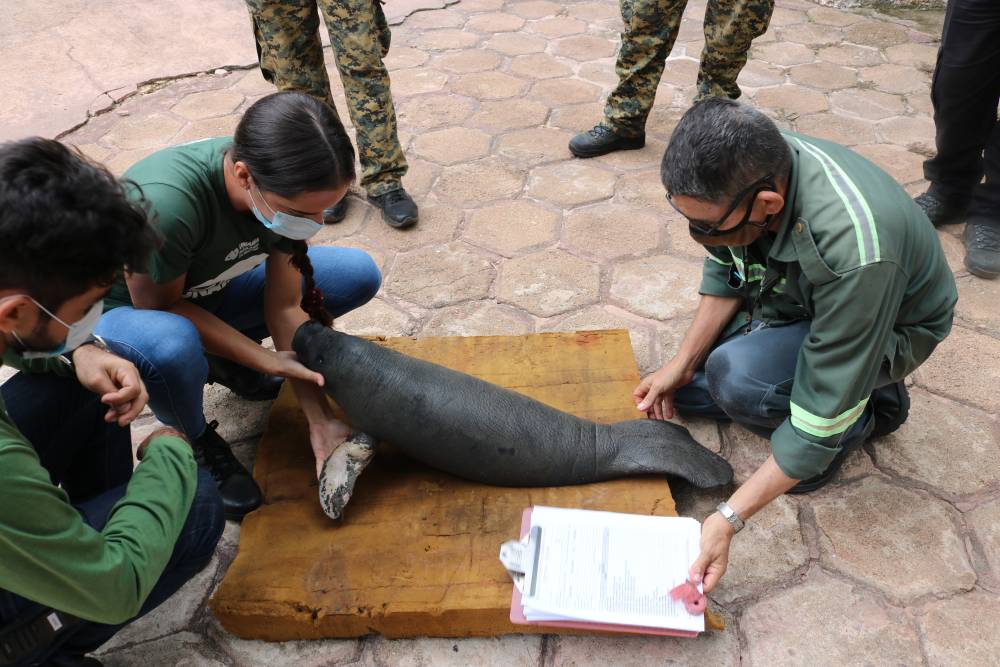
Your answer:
[368,187,418,228]
[964,219,1000,279]
[568,125,645,158]
[913,191,968,227]
[193,421,262,521]
[323,197,349,224]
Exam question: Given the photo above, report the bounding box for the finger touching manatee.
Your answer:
[292,321,733,488]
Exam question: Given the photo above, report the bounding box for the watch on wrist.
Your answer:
[61,335,110,369]
[716,501,745,534]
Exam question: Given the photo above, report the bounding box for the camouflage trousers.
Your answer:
[604,0,774,137]
[246,0,407,197]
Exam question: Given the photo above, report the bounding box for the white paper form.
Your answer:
[521,506,704,633]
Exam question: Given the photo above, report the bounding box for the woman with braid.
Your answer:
[96,91,381,520]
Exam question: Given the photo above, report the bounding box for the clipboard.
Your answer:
[507,508,700,637]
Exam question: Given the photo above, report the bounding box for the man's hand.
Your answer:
[633,361,694,420]
[71,344,148,427]
[136,426,188,461]
[689,512,735,594]
[269,350,325,387]
[308,417,353,478]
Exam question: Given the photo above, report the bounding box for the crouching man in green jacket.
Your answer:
[634,99,957,595]
[0,138,225,667]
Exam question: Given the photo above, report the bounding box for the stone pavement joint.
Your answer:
[23,0,1000,664]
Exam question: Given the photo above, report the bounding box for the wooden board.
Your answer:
[210,330,723,639]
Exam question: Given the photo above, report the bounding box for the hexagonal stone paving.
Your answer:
[830,88,905,120]
[463,200,560,256]
[465,11,525,32]
[875,390,1000,498]
[789,62,858,91]
[469,98,550,131]
[917,591,1000,667]
[794,112,876,146]
[563,203,663,260]
[812,476,976,603]
[497,249,600,317]
[437,157,525,205]
[917,326,1000,415]
[361,203,463,251]
[609,256,702,321]
[753,85,829,115]
[495,127,573,165]
[411,126,492,165]
[527,161,617,207]
[421,301,534,337]
[967,497,1000,592]
[742,572,924,666]
[454,71,529,99]
[385,244,495,308]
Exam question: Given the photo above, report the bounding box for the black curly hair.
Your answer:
[230,91,357,326]
[0,137,159,312]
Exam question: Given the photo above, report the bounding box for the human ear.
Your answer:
[759,190,785,216]
[0,296,31,335]
[232,161,253,190]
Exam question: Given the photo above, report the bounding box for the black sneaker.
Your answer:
[913,191,968,227]
[194,420,262,520]
[323,197,349,224]
[368,188,418,229]
[206,354,284,402]
[870,381,910,439]
[964,220,1000,279]
[568,125,645,158]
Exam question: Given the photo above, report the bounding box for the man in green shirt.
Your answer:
[633,99,956,596]
[0,138,224,667]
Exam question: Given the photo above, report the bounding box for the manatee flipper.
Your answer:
[318,432,376,520]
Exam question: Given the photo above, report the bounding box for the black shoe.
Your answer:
[913,191,968,227]
[206,354,284,401]
[964,219,1000,279]
[870,381,910,439]
[323,197,349,224]
[194,420,262,520]
[368,188,418,229]
[568,125,645,158]
[787,444,854,494]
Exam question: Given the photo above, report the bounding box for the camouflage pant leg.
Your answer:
[603,0,689,137]
[245,0,337,109]
[695,0,775,101]
[319,0,407,197]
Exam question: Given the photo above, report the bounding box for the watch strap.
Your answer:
[716,501,745,533]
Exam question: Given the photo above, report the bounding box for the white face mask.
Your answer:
[248,184,323,241]
[4,296,104,359]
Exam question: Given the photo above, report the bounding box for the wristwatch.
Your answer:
[716,501,745,534]
[60,335,110,369]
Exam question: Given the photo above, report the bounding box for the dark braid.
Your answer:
[230,91,356,324]
[290,240,332,326]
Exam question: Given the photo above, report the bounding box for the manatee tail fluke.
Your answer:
[603,419,733,488]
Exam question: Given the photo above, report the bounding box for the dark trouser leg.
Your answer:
[923,0,1000,212]
[0,371,133,503]
[603,0,689,137]
[695,0,775,101]
[0,375,225,664]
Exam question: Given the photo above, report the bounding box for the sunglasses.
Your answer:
[666,176,776,237]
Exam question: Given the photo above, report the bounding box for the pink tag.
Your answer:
[669,580,707,615]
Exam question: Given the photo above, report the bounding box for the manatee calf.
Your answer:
[293,321,732,504]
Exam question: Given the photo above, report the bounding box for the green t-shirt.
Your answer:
[106,137,294,312]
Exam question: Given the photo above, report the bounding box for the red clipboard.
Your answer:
[508,508,700,637]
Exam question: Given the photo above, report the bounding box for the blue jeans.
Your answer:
[673,321,879,452]
[94,246,381,440]
[0,372,225,667]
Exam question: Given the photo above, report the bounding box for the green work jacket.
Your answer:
[699,132,957,480]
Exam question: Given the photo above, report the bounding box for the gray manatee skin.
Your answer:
[293,321,733,488]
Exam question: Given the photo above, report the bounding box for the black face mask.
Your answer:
[667,176,777,239]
